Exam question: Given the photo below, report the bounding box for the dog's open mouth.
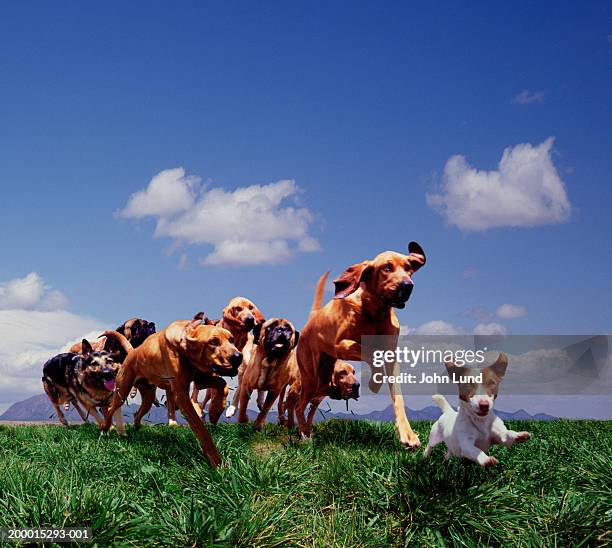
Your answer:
[267,340,290,358]
[476,410,489,417]
[103,379,116,392]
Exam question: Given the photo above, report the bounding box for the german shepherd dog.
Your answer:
[42,339,124,430]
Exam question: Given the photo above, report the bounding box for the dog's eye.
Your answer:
[383,263,393,272]
[235,307,242,312]
[210,338,220,347]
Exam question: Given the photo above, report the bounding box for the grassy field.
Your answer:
[0,420,609,547]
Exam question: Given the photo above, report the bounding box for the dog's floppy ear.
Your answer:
[185,312,205,335]
[292,329,300,348]
[252,322,263,344]
[192,311,205,323]
[485,353,508,379]
[221,303,242,327]
[81,339,93,357]
[334,261,373,299]
[182,313,205,344]
[407,241,426,272]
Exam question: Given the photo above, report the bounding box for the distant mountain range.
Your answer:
[0,393,555,423]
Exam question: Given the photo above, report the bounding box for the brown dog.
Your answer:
[190,297,265,420]
[236,318,298,430]
[295,242,426,446]
[101,313,243,467]
[282,356,360,428]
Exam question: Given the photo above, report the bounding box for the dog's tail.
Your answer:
[432,394,453,414]
[311,271,330,313]
[101,330,134,355]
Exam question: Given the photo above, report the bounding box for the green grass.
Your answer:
[0,420,610,547]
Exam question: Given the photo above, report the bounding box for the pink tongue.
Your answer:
[104,379,116,392]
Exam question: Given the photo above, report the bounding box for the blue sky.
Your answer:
[0,2,610,413]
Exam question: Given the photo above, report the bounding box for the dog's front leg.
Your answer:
[383,358,420,448]
[172,381,222,468]
[253,389,280,431]
[226,365,245,418]
[237,381,250,423]
[459,440,498,467]
[113,407,126,436]
[491,417,531,448]
[166,388,178,426]
[102,363,135,432]
[206,377,228,424]
[334,339,362,361]
[190,385,202,417]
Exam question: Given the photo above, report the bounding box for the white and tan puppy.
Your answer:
[424,353,531,467]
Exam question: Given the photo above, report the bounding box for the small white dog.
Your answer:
[424,353,531,467]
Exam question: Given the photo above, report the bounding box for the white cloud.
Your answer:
[120,169,320,266]
[496,303,528,319]
[512,89,548,105]
[411,320,464,335]
[0,273,108,409]
[119,167,197,218]
[0,273,68,311]
[473,322,508,335]
[427,138,572,231]
[0,309,107,407]
[402,320,508,336]
[201,239,292,266]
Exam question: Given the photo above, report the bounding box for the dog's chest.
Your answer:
[260,357,281,384]
[454,412,494,451]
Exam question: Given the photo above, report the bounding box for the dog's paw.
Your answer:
[225,405,236,418]
[515,431,531,443]
[168,419,179,427]
[398,430,421,449]
[482,456,498,467]
[206,452,223,469]
[300,433,313,443]
[253,422,264,432]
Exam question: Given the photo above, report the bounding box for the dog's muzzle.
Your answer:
[391,280,414,308]
[229,351,243,368]
[244,315,255,330]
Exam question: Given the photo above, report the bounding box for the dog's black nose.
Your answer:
[397,279,413,299]
[352,382,360,397]
[229,352,243,367]
[244,315,255,329]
